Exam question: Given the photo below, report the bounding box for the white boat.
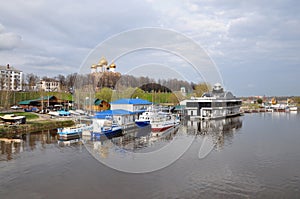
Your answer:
[289,107,298,111]
[288,105,298,112]
[48,111,60,116]
[57,123,92,138]
[0,114,26,124]
[69,110,80,115]
[151,112,180,132]
[135,111,157,127]
[184,83,242,120]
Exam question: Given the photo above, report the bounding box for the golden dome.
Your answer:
[98,57,108,66]
[109,63,116,68]
[91,64,97,69]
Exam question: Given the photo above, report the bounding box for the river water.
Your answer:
[0,112,299,198]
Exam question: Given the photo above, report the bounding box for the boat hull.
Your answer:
[57,125,92,137]
[135,120,150,127]
[91,127,123,138]
[0,115,26,124]
[151,124,175,132]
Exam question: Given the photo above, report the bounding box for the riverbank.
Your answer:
[0,119,74,138]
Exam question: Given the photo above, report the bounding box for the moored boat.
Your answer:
[135,111,156,127]
[90,116,123,138]
[57,123,92,138]
[0,114,26,124]
[151,112,180,132]
[289,106,298,111]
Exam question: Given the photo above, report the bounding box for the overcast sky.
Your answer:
[0,0,299,96]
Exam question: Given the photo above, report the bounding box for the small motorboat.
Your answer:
[0,114,26,124]
[57,123,92,138]
[151,112,180,132]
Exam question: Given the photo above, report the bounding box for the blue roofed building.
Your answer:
[110,98,152,113]
[94,109,136,125]
[94,98,152,126]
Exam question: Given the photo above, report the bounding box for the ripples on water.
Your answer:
[0,113,300,198]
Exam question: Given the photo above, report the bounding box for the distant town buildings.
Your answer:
[36,79,60,92]
[0,64,23,91]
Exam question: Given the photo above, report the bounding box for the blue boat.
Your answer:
[58,110,71,116]
[90,115,123,138]
[135,120,150,127]
[91,123,123,138]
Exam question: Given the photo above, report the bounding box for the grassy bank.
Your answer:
[0,112,39,120]
[0,119,74,138]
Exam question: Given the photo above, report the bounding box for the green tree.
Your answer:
[131,88,145,99]
[95,87,113,102]
[257,98,263,104]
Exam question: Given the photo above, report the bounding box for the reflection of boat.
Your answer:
[57,124,92,138]
[90,116,123,138]
[151,113,180,132]
[0,114,26,124]
[57,137,81,146]
[151,123,180,137]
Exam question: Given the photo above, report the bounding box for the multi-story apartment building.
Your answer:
[37,79,60,92]
[0,64,23,91]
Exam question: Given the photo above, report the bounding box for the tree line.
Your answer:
[24,72,209,95]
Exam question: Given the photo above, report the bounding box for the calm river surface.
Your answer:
[1,113,300,198]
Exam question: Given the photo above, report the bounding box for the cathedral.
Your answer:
[90,57,121,89]
[91,57,117,73]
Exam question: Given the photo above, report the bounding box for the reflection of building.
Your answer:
[184,117,242,149]
[184,83,242,119]
[0,64,23,91]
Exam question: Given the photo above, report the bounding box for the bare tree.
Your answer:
[26,73,39,91]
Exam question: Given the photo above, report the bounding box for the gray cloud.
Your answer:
[0,0,299,95]
[0,24,22,50]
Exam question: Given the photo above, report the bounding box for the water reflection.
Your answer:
[182,117,243,159]
[83,117,243,161]
[57,135,82,147]
[83,125,181,158]
[0,117,243,162]
[1,130,58,161]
